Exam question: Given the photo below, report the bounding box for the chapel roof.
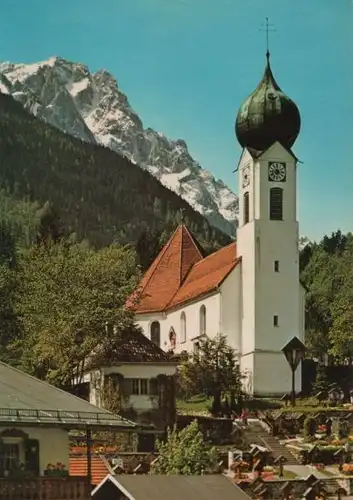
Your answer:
[128,225,238,314]
[85,329,176,369]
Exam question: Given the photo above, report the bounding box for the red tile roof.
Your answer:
[128,225,203,313]
[69,455,110,485]
[129,225,238,313]
[169,242,238,309]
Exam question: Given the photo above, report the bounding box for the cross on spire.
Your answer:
[259,17,276,61]
[179,208,186,224]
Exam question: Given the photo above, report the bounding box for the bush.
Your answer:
[303,417,317,439]
[243,398,281,411]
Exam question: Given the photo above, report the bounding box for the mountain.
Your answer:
[0,56,238,236]
[0,90,231,253]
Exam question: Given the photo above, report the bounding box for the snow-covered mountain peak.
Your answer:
[0,56,238,236]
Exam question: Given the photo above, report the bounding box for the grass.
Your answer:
[177,396,211,414]
[316,468,335,477]
[280,405,352,414]
[176,395,353,415]
[281,469,298,479]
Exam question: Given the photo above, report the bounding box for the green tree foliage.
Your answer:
[0,190,40,249]
[35,201,64,245]
[13,239,141,386]
[0,222,22,360]
[313,363,329,394]
[0,93,231,251]
[178,335,243,413]
[150,420,218,475]
[301,231,353,364]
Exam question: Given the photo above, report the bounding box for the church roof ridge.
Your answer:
[166,242,238,310]
[191,241,236,268]
[128,224,204,314]
[179,224,204,285]
[138,224,182,294]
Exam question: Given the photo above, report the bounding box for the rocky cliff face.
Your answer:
[0,56,238,236]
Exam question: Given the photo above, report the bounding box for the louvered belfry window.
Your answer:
[243,192,250,225]
[269,187,283,220]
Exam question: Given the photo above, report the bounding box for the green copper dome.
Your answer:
[235,53,301,151]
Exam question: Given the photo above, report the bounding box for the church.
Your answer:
[128,50,306,397]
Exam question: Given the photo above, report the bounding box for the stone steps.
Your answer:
[244,423,298,465]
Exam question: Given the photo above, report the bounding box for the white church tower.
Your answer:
[235,50,305,396]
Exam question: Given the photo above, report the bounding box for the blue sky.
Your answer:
[0,0,352,241]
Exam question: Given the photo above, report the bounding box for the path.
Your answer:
[284,464,329,479]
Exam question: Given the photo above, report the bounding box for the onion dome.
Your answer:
[235,52,301,151]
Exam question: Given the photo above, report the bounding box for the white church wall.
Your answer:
[252,218,301,351]
[165,294,221,353]
[219,265,242,353]
[135,294,221,354]
[236,221,256,356]
[253,352,302,397]
[135,312,165,346]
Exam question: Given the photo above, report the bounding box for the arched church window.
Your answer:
[169,327,176,350]
[180,312,186,343]
[243,192,250,225]
[199,305,206,336]
[150,321,161,347]
[269,187,283,221]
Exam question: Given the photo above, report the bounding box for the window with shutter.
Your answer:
[243,192,250,224]
[269,188,283,220]
[149,378,158,396]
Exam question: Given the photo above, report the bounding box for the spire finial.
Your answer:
[259,17,276,61]
[179,208,186,224]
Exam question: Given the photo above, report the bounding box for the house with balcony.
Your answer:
[75,328,178,449]
[0,360,139,499]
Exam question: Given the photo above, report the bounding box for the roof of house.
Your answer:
[0,361,137,430]
[70,456,111,486]
[128,225,238,313]
[85,329,177,369]
[92,474,252,500]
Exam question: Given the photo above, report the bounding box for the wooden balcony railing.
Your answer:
[0,476,91,500]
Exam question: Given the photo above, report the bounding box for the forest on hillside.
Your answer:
[0,92,230,255]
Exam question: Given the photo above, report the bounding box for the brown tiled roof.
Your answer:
[93,474,252,499]
[128,225,238,313]
[127,225,204,313]
[169,243,238,309]
[70,456,110,485]
[86,329,176,369]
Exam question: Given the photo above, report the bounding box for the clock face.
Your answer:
[242,166,250,188]
[268,162,286,182]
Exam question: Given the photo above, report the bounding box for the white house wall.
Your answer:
[86,364,176,412]
[103,364,176,378]
[0,427,69,475]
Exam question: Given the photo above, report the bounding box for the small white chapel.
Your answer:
[128,49,306,397]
